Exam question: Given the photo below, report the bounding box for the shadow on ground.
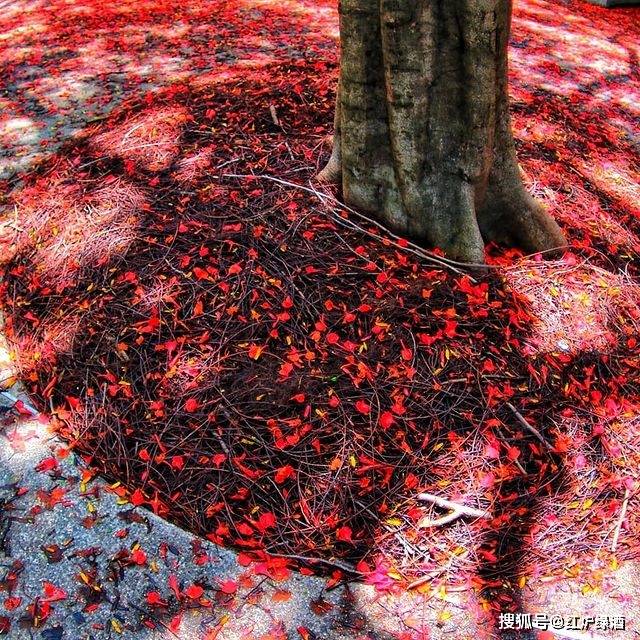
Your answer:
[1,0,639,638]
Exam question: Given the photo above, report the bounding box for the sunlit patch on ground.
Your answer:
[0,330,51,465]
[0,416,53,466]
[502,259,640,355]
[529,407,640,585]
[0,116,40,145]
[0,3,638,633]
[0,0,338,179]
[91,106,190,172]
[1,176,145,289]
[573,159,640,220]
[552,183,640,253]
[172,144,216,183]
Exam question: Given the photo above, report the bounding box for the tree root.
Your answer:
[478,189,567,255]
[316,142,342,185]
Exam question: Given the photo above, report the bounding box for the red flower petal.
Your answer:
[336,526,353,542]
[379,411,394,430]
[355,400,370,415]
[131,548,147,565]
[184,584,204,600]
[184,398,199,412]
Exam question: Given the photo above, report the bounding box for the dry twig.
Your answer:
[611,488,630,552]
[506,402,553,449]
[416,493,491,528]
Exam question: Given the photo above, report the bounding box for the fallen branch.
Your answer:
[266,552,362,576]
[416,493,491,528]
[221,173,484,276]
[610,487,630,552]
[506,402,553,449]
[495,426,529,476]
[269,105,280,127]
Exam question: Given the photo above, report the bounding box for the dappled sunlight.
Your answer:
[346,581,488,639]
[156,347,236,399]
[2,0,635,195]
[134,278,184,314]
[0,342,16,390]
[509,30,636,129]
[575,159,640,220]
[0,2,638,634]
[0,175,82,264]
[506,0,639,261]
[0,176,145,290]
[0,0,44,22]
[502,259,639,356]
[0,416,54,468]
[552,183,640,253]
[512,150,640,255]
[189,67,261,92]
[13,314,84,370]
[237,0,340,40]
[91,106,189,171]
[0,112,48,177]
[27,73,100,110]
[528,405,640,582]
[512,20,632,77]
[373,428,498,580]
[0,0,338,178]
[172,144,216,183]
[0,116,40,143]
[36,200,141,285]
[0,336,52,467]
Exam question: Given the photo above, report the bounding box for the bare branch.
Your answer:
[506,402,553,449]
[416,492,491,528]
[611,488,630,552]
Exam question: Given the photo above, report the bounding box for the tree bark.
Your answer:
[318,0,566,263]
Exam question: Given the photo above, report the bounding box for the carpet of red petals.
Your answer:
[1,0,639,597]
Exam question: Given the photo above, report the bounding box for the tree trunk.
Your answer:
[318,0,566,263]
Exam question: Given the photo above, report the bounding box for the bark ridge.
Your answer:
[319,0,566,262]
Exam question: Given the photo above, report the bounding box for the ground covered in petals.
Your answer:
[1,0,639,609]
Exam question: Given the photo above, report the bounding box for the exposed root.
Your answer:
[511,195,567,255]
[316,143,342,184]
[478,184,567,256]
